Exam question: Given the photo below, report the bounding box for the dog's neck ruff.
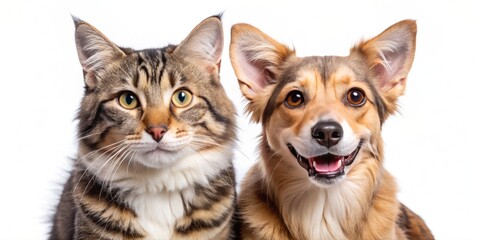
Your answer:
[261,140,381,239]
[271,171,364,239]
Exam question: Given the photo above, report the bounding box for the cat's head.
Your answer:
[73,16,236,171]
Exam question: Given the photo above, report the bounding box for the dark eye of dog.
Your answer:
[346,88,366,107]
[285,90,304,108]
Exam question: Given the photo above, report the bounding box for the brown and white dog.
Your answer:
[229,20,433,239]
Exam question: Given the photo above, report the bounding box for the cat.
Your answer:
[49,15,237,240]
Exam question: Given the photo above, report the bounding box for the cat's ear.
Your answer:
[229,23,295,122]
[350,20,417,115]
[174,15,223,73]
[73,17,125,88]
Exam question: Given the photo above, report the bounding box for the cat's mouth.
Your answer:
[145,146,176,154]
[287,143,362,181]
[145,147,163,154]
[135,145,182,169]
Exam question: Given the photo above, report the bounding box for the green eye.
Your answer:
[118,92,139,109]
[172,89,193,108]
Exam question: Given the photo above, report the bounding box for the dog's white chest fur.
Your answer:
[282,181,362,239]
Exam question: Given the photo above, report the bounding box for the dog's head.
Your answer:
[230,21,416,187]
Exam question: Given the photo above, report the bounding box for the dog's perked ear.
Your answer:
[229,24,295,122]
[350,20,417,116]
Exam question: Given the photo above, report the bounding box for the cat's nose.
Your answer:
[147,126,168,142]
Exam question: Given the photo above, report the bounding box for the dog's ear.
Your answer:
[351,20,417,115]
[230,23,295,122]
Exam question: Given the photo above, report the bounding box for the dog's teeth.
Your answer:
[334,159,342,169]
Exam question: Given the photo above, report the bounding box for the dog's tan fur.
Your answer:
[230,20,433,239]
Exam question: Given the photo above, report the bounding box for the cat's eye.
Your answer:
[118,91,139,109]
[172,89,193,108]
[346,88,366,107]
[285,90,304,108]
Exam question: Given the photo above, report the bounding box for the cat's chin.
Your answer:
[135,148,188,169]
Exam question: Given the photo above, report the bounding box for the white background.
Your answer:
[1,0,479,239]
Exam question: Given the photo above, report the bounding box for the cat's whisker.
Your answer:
[132,149,141,176]
[76,131,104,141]
[189,138,222,148]
[77,129,130,142]
[72,141,126,195]
[126,149,139,176]
[109,147,136,187]
[117,148,137,179]
[78,140,126,161]
[191,136,253,162]
[73,140,125,178]
[77,143,128,201]
[189,151,234,188]
[97,144,132,193]
[106,145,134,187]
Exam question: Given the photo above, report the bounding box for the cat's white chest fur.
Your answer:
[126,188,193,239]
[101,146,234,239]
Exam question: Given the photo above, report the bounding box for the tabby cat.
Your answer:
[49,15,237,240]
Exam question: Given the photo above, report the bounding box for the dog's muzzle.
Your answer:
[287,121,362,183]
[287,144,361,179]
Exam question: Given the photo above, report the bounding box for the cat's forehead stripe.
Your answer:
[136,66,149,89]
[136,49,168,85]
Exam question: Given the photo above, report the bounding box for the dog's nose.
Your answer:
[311,121,343,147]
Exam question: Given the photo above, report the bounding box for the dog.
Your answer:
[229,20,433,239]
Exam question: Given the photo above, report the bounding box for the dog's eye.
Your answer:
[285,90,304,108]
[346,88,366,107]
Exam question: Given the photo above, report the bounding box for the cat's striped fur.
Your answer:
[50,15,237,240]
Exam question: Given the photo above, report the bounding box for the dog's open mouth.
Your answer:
[287,143,362,180]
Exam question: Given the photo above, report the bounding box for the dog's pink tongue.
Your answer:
[312,157,342,172]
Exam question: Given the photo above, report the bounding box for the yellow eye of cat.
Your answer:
[118,92,139,109]
[172,89,193,108]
